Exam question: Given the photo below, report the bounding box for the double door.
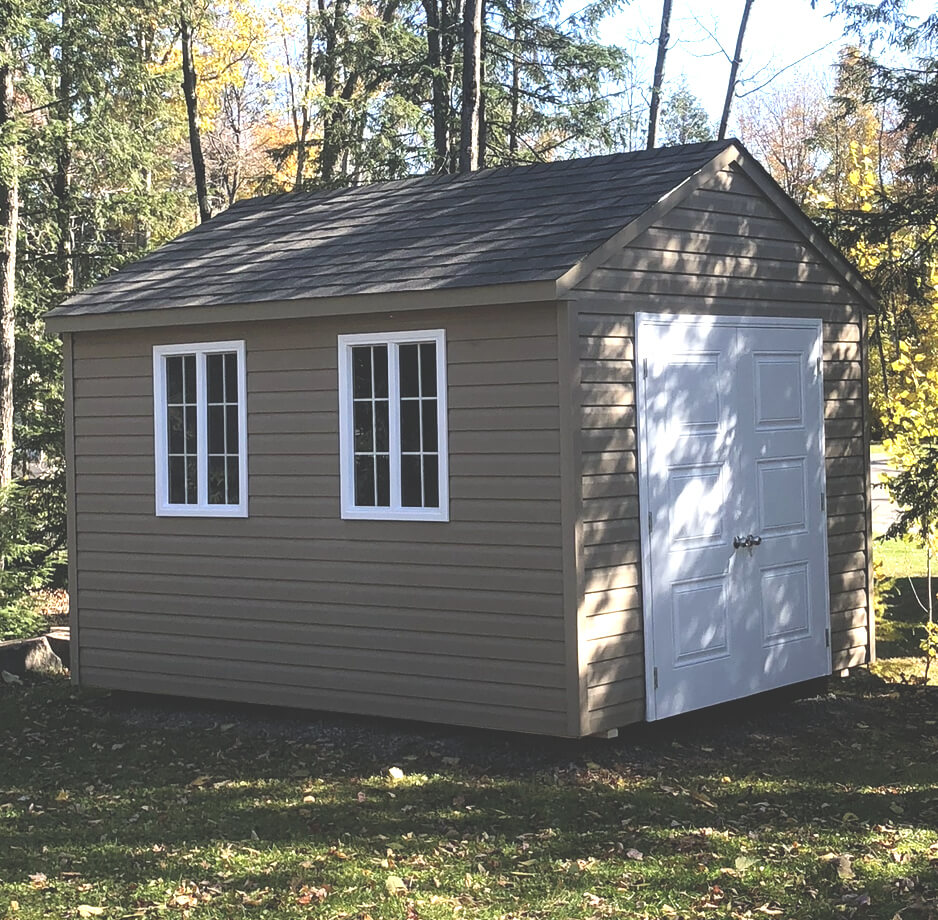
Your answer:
[636,314,831,721]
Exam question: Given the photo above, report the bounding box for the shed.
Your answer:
[46,139,876,738]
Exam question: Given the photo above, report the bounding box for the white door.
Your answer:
[637,314,831,721]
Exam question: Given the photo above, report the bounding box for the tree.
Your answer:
[0,54,17,492]
[736,78,829,205]
[646,0,671,149]
[479,0,631,165]
[718,0,754,139]
[181,9,213,222]
[459,0,483,170]
[659,78,712,146]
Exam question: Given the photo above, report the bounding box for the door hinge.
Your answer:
[820,491,826,512]
[643,357,648,380]
[653,666,659,690]
[825,628,830,649]
[648,510,653,533]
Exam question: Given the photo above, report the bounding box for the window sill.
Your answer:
[341,506,449,522]
[156,503,249,518]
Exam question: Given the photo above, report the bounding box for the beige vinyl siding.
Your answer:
[71,302,571,736]
[577,312,644,734]
[574,164,872,734]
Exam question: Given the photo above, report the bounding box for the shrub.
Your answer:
[0,480,66,640]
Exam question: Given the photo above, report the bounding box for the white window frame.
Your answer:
[338,329,449,522]
[152,340,248,518]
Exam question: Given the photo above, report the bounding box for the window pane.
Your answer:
[355,456,375,506]
[207,353,224,403]
[208,406,225,454]
[185,406,197,452]
[166,356,183,404]
[352,347,372,398]
[401,454,422,507]
[224,353,238,402]
[373,345,389,398]
[226,405,238,453]
[423,455,439,507]
[401,400,420,452]
[186,456,198,503]
[227,457,240,504]
[420,343,437,396]
[183,355,196,402]
[169,456,186,504]
[353,401,373,452]
[422,401,438,452]
[374,399,389,452]
[376,455,390,506]
[208,455,226,504]
[400,344,419,397]
[167,406,184,454]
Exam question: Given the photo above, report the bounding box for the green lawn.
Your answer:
[2,675,938,920]
[873,536,936,682]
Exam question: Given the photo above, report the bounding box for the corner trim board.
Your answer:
[62,332,80,684]
[557,300,587,737]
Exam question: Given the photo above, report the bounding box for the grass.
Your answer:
[873,536,937,681]
[2,675,938,920]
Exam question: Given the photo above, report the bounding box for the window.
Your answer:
[153,341,248,517]
[338,330,449,521]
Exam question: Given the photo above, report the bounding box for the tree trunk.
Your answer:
[292,1,314,190]
[319,0,347,185]
[0,62,17,491]
[55,2,74,294]
[181,14,211,223]
[459,0,482,172]
[423,0,450,171]
[477,25,486,168]
[508,7,521,158]
[718,0,755,140]
[646,0,671,150]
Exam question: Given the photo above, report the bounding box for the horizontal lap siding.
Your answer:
[577,313,644,734]
[574,165,872,733]
[72,303,570,736]
[823,320,870,670]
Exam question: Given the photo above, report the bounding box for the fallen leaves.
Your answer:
[385,875,408,897]
[295,885,328,905]
[76,907,104,918]
[820,852,855,880]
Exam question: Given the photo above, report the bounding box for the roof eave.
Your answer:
[43,279,561,334]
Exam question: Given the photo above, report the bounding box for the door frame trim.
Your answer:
[635,312,831,722]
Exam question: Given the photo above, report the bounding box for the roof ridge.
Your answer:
[226,140,735,214]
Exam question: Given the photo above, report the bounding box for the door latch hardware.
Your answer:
[643,357,648,380]
[653,667,659,690]
[825,628,830,648]
[733,534,763,550]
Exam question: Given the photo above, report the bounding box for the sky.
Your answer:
[596,0,931,132]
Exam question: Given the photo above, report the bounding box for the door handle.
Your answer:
[733,534,763,549]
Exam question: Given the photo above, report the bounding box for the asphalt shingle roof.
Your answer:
[49,140,734,317]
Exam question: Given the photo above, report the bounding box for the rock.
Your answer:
[46,629,71,669]
[0,636,65,678]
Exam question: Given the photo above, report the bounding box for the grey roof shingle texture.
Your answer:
[50,140,733,317]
